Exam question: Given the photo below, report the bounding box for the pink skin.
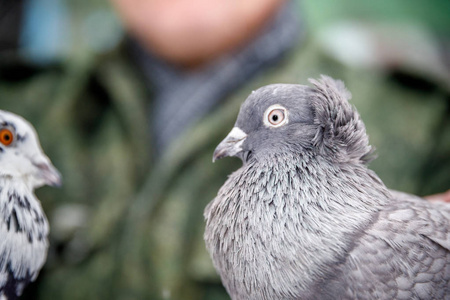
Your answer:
[110,0,286,68]
[425,190,450,203]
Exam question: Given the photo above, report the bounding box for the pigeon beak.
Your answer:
[35,161,62,187]
[213,127,247,162]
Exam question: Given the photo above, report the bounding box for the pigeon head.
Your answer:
[0,110,61,188]
[213,75,373,164]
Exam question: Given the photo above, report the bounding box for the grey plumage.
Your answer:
[0,111,61,300]
[204,76,450,300]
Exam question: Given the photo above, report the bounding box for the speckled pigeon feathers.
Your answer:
[205,76,450,300]
[0,111,61,299]
[0,187,49,300]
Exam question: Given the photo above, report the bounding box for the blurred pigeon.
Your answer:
[0,111,61,299]
[204,76,450,300]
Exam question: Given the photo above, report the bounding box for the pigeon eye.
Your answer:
[0,128,13,146]
[268,109,285,125]
[264,105,288,128]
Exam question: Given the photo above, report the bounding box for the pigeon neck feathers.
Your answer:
[0,177,49,299]
[205,151,390,298]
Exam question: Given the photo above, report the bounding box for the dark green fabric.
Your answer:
[1,1,449,299]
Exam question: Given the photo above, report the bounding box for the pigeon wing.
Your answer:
[324,195,450,299]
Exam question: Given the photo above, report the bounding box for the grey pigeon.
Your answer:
[0,111,61,299]
[204,76,450,300]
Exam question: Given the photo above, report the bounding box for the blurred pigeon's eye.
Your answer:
[0,128,13,146]
[264,105,288,128]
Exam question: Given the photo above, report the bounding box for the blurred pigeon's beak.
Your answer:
[36,161,62,187]
[213,127,247,162]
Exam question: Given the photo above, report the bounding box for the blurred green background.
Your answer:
[0,0,449,299]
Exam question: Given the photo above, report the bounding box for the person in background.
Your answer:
[0,0,449,299]
[112,0,301,154]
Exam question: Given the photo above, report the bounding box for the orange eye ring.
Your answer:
[0,128,14,146]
